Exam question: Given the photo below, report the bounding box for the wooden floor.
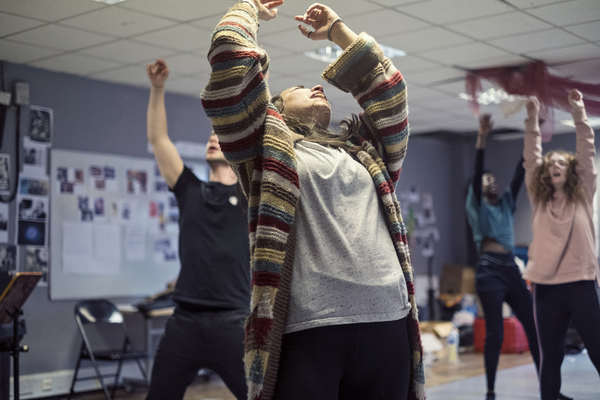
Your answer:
[63,350,534,400]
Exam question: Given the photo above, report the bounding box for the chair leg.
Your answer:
[67,345,84,400]
[112,359,124,399]
[134,357,150,386]
[87,353,112,400]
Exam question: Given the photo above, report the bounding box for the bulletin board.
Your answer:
[49,149,183,300]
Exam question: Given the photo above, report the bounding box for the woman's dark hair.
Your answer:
[271,94,362,154]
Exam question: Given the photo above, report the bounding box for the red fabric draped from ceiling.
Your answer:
[466,61,600,141]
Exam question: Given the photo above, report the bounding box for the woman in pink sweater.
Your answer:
[523,89,600,400]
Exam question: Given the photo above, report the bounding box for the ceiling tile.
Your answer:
[407,86,446,100]
[278,0,383,19]
[406,67,465,86]
[78,40,178,64]
[119,0,236,22]
[550,59,600,83]
[29,53,123,76]
[397,0,513,25]
[157,53,210,76]
[395,55,442,73]
[0,12,45,37]
[488,28,586,53]
[455,55,531,69]
[563,21,600,42]
[6,24,114,52]
[193,13,297,38]
[90,66,150,87]
[526,43,600,63]
[133,25,213,52]
[447,11,552,40]
[370,0,429,6]
[527,0,600,26]
[0,39,61,64]
[164,76,206,97]
[413,94,468,110]
[260,29,328,53]
[344,9,430,38]
[379,27,472,54]
[268,54,328,76]
[504,0,570,9]
[420,42,511,65]
[60,7,176,37]
[0,0,104,22]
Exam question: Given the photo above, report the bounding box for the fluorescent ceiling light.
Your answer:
[304,44,406,64]
[92,0,129,4]
[458,88,526,106]
[560,117,600,128]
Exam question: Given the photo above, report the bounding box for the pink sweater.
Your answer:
[523,110,600,285]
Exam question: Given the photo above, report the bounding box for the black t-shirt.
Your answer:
[170,166,250,310]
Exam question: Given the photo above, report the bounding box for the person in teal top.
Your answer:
[465,114,571,400]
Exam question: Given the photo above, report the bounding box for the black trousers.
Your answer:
[533,280,600,400]
[476,253,540,393]
[145,304,248,400]
[273,318,411,400]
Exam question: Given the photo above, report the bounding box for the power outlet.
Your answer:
[41,378,52,392]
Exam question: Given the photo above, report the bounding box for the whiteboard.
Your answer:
[50,149,182,300]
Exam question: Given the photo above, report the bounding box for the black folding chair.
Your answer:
[68,299,148,400]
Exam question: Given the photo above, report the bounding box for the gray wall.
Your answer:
[3,62,211,375]
[3,61,476,378]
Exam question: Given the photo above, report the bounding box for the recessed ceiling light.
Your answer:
[560,117,600,128]
[92,0,129,4]
[304,44,406,64]
[458,88,526,106]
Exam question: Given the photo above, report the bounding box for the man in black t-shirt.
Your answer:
[145,59,250,400]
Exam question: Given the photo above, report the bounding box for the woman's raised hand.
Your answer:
[247,0,283,21]
[567,89,585,112]
[478,114,493,138]
[295,3,340,40]
[526,97,540,120]
[146,59,169,89]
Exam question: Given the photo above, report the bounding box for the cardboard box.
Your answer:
[420,321,454,339]
[439,264,475,295]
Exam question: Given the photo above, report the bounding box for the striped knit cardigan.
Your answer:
[201,3,425,400]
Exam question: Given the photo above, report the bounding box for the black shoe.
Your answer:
[558,393,573,400]
[485,393,495,400]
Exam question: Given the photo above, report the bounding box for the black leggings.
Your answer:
[273,318,411,400]
[476,253,540,393]
[533,280,600,400]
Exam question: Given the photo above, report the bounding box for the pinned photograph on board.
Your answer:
[29,106,53,145]
[17,219,46,246]
[22,138,47,177]
[57,166,84,194]
[24,246,48,285]
[94,197,105,220]
[126,169,148,195]
[0,244,17,272]
[0,154,10,195]
[0,202,8,243]
[18,196,47,221]
[17,196,48,246]
[19,176,49,196]
[148,200,166,233]
[104,166,117,192]
[153,237,178,263]
[78,196,93,222]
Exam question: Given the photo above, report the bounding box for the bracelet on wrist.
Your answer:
[327,17,344,42]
